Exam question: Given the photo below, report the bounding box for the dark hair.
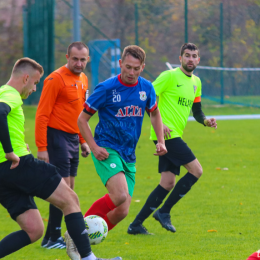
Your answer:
[67,42,89,56]
[180,43,200,56]
[121,45,146,64]
[13,57,44,76]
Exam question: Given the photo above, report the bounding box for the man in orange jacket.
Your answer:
[35,41,90,249]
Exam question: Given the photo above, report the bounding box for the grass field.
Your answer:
[1,104,260,260]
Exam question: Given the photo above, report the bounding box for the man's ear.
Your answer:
[141,63,145,72]
[23,74,29,84]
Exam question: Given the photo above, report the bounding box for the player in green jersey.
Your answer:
[0,58,122,260]
[128,43,217,235]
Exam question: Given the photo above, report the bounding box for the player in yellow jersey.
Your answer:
[0,58,121,260]
[128,43,217,235]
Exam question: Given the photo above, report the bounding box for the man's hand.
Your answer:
[163,124,173,139]
[154,142,167,156]
[204,118,217,129]
[81,142,91,158]
[92,146,109,161]
[37,151,49,163]
[5,152,20,169]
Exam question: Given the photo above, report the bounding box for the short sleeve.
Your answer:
[146,83,157,113]
[83,84,107,115]
[195,78,202,98]
[152,70,172,96]
[193,77,202,103]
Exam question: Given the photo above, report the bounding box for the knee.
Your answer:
[59,190,80,213]
[111,191,128,206]
[161,180,175,191]
[191,166,203,178]
[65,190,80,208]
[25,221,44,243]
[160,178,175,191]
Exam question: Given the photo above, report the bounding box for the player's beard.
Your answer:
[182,62,197,73]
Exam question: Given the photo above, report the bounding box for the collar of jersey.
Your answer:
[118,74,138,87]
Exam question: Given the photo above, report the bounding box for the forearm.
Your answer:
[192,102,206,125]
[0,103,13,153]
[77,112,97,150]
[150,109,164,143]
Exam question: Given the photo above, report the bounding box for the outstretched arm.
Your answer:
[150,108,167,156]
[77,110,109,161]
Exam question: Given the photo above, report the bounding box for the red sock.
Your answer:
[84,194,116,219]
[103,214,116,231]
[247,251,260,260]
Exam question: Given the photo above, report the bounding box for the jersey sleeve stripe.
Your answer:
[194,96,201,103]
[83,102,96,115]
[146,102,158,113]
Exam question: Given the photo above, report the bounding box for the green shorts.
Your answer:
[91,148,136,197]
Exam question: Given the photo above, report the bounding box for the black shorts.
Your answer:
[47,127,79,177]
[154,137,196,175]
[0,154,62,220]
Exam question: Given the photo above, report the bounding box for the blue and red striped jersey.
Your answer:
[84,74,157,163]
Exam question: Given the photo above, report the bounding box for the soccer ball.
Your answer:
[84,215,108,245]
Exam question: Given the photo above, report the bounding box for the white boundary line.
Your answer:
[188,114,260,121]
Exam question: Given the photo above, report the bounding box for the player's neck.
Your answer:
[6,78,23,94]
[179,66,193,76]
[65,64,81,77]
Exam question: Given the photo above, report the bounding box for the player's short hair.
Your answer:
[67,42,89,56]
[180,43,200,57]
[121,45,146,64]
[12,57,44,76]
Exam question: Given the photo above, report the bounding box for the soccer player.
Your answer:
[78,45,167,232]
[0,58,121,260]
[35,42,91,249]
[127,43,217,235]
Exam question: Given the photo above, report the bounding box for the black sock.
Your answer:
[132,185,169,225]
[65,212,91,258]
[49,204,63,241]
[160,172,198,214]
[0,230,31,258]
[44,220,51,240]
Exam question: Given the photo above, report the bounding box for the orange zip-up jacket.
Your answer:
[35,65,88,152]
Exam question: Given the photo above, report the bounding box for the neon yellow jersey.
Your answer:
[0,85,30,163]
[150,68,202,140]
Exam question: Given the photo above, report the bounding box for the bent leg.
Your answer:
[47,176,74,244]
[131,173,172,226]
[85,172,128,217]
[160,159,201,214]
[46,178,80,215]
[184,158,203,178]
[85,172,129,231]
[0,209,43,258]
[46,179,92,259]
[106,194,132,230]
